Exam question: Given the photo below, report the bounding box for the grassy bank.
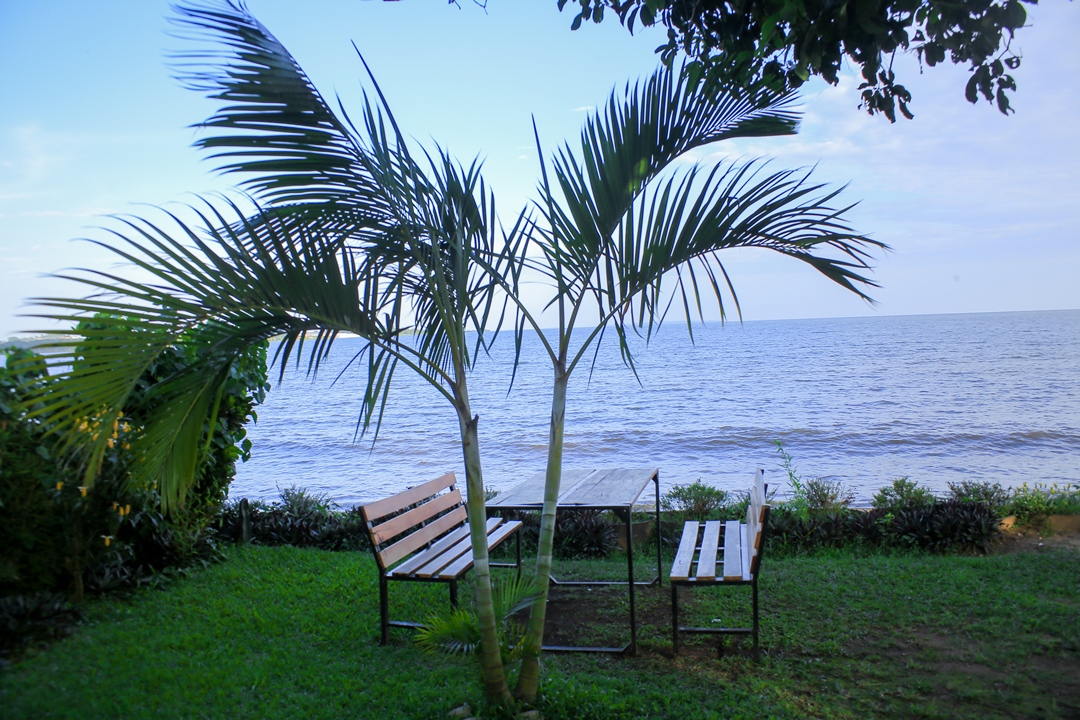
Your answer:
[2,545,1077,719]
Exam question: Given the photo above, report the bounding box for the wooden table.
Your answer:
[487,467,662,655]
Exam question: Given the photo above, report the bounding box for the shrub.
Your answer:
[948,480,1010,513]
[660,480,728,519]
[1046,483,1080,515]
[1,326,266,602]
[0,592,82,667]
[803,477,856,514]
[215,488,370,552]
[1005,482,1080,526]
[1007,483,1052,526]
[871,477,936,511]
[890,501,1000,554]
[772,442,853,516]
[504,509,619,560]
[766,501,1000,555]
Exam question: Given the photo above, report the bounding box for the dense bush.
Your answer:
[498,509,620,560]
[0,326,267,604]
[802,478,856,513]
[1004,482,1080,526]
[871,477,937,511]
[947,480,1010,513]
[214,488,370,552]
[660,480,728,519]
[0,592,82,668]
[774,441,855,516]
[766,501,1001,554]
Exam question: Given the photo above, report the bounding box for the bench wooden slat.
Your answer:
[411,517,503,578]
[413,535,474,578]
[378,505,468,569]
[670,521,699,581]
[722,520,744,581]
[390,525,471,576]
[741,523,752,581]
[746,499,757,554]
[750,506,769,576]
[436,519,522,580]
[361,472,457,523]
[370,487,462,546]
[752,469,766,523]
[696,521,722,581]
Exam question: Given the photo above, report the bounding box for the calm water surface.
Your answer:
[232,309,1080,507]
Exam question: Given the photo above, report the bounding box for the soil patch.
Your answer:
[994,526,1080,554]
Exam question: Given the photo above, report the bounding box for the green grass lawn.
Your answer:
[2,545,1077,719]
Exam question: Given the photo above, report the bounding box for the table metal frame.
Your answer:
[487,467,662,655]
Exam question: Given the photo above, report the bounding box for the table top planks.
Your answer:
[488,468,658,510]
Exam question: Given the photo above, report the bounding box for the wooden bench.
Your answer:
[359,472,522,645]
[669,469,770,657]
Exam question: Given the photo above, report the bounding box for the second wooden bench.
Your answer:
[669,469,770,657]
[360,472,522,645]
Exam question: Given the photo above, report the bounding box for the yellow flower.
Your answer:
[103,536,113,547]
[55,481,64,492]
[124,504,131,516]
[79,486,88,497]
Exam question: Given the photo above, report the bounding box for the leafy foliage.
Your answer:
[561,0,1035,120]
[1,334,264,602]
[947,479,1010,513]
[871,476,937,511]
[802,477,856,514]
[415,574,540,663]
[768,501,1001,554]
[889,500,1001,553]
[0,592,82,667]
[214,488,370,552]
[505,509,621,560]
[660,480,728,519]
[775,440,854,516]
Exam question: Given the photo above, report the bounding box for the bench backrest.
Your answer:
[360,472,467,572]
[745,469,770,577]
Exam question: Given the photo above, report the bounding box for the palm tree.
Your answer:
[30,1,526,699]
[496,71,885,700]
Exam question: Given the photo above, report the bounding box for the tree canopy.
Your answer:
[559,0,1037,121]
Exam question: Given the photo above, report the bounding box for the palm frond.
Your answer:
[547,63,800,257]
[25,200,399,510]
[170,0,389,218]
[415,575,540,660]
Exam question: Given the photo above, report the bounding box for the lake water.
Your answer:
[231,309,1080,508]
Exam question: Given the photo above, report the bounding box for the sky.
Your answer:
[1,0,1078,340]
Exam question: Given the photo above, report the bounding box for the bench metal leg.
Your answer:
[625,508,637,655]
[752,578,759,661]
[671,583,680,655]
[654,471,663,588]
[379,575,390,646]
[449,580,458,608]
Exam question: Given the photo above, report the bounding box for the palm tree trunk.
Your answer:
[455,384,512,704]
[514,368,568,701]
